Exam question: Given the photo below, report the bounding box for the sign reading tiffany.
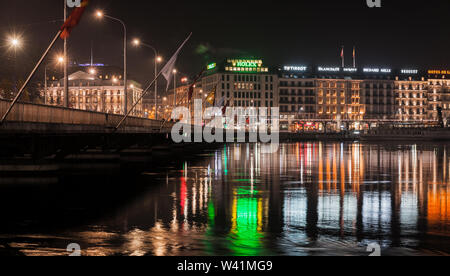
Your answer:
[67,0,82,8]
[171,102,280,154]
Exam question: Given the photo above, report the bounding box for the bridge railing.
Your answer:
[0,99,173,132]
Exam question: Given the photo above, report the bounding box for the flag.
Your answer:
[353,46,356,68]
[161,33,193,92]
[205,85,217,106]
[188,68,205,102]
[215,96,226,108]
[340,46,345,67]
[60,0,89,39]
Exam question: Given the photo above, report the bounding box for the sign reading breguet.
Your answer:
[401,69,418,74]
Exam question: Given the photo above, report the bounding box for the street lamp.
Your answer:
[132,38,163,120]
[45,55,64,105]
[7,35,22,94]
[173,69,177,107]
[96,10,128,114]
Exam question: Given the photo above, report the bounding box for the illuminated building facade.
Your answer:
[200,59,278,110]
[395,74,428,122]
[427,70,450,123]
[278,66,365,130]
[40,66,143,117]
[278,66,450,128]
[316,78,363,121]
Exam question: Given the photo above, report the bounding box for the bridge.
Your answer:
[0,99,176,160]
[0,99,173,134]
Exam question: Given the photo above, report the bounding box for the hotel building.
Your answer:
[199,59,278,111]
[164,57,450,129]
[40,65,143,117]
[394,70,428,122]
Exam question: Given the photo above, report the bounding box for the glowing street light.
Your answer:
[44,55,65,105]
[10,38,20,48]
[132,37,163,119]
[173,69,178,107]
[95,10,128,114]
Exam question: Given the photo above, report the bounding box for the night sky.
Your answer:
[1,0,450,85]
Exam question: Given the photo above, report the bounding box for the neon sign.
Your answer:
[363,68,391,73]
[401,69,418,74]
[343,68,358,73]
[225,59,268,73]
[428,70,450,75]
[283,66,307,72]
[318,67,340,72]
[207,63,217,70]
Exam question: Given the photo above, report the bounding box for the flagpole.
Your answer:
[0,31,62,124]
[122,33,192,131]
[63,1,69,107]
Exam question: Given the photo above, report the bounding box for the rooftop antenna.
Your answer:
[90,40,94,66]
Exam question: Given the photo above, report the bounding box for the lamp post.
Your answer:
[8,36,22,94]
[173,69,177,108]
[96,11,128,114]
[44,55,65,105]
[132,39,162,120]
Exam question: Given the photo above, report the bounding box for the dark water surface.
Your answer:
[0,142,449,256]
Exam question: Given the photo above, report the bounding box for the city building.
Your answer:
[40,65,143,117]
[427,70,450,124]
[360,68,396,120]
[278,66,365,131]
[395,71,428,122]
[200,59,278,111]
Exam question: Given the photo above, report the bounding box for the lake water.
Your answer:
[0,142,449,256]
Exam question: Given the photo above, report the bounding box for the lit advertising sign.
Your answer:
[207,63,217,70]
[236,61,258,68]
[318,66,340,72]
[363,68,392,73]
[343,68,358,73]
[401,69,418,74]
[283,66,307,72]
[225,59,269,73]
[428,70,450,75]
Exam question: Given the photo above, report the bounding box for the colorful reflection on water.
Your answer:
[1,142,449,256]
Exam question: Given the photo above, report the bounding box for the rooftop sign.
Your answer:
[207,63,217,70]
[283,66,307,72]
[363,68,392,73]
[401,69,418,74]
[225,59,269,73]
[318,66,340,72]
[428,70,450,75]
